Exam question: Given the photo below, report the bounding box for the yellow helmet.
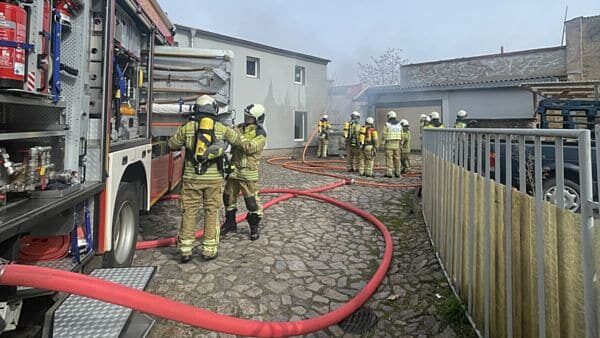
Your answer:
[244,103,266,124]
[194,95,218,116]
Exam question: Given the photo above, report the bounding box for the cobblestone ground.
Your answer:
[135,153,475,337]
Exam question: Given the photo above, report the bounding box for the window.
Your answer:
[294,111,307,141]
[294,66,305,84]
[246,57,260,77]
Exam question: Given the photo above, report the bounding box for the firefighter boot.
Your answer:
[221,209,237,236]
[248,213,260,241]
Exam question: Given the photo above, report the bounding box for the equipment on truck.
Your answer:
[0,2,28,88]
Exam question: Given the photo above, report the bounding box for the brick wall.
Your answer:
[401,48,567,87]
[565,16,600,81]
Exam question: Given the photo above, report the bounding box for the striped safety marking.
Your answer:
[26,72,35,92]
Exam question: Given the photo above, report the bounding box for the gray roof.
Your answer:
[358,76,559,100]
[175,24,330,65]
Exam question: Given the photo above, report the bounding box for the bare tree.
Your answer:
[357,48,408,86]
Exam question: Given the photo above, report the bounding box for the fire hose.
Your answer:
[0,185,393,337]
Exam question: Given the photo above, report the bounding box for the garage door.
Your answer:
[376,104,442,151]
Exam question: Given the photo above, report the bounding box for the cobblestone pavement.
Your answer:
[135,154,475,337]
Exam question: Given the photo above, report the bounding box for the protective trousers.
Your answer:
[347,145,361,171]
[223,178,263,217]
[178,179,222,258]
[359,146,376,176]
[401,152,411,173]
[385,148,401,177]
[317,138,329,158]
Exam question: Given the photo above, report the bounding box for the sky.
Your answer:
[157,0,599,85]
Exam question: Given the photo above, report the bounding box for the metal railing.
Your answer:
[422,127,598,338]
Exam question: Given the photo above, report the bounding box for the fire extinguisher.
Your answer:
[0,1,31,89]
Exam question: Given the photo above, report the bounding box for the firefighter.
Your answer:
[382,111,402,178]
[168,95,241,263]
[427,111,444,128]
[221,104,267,241]
[343,111,362,172]
[419,114,428,128]
[423,116,432,128]
[400,119,412,174]
[454,110,468,128]
[358,117,379,177]
[317,114,331,158]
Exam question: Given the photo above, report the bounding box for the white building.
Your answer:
[174,25,331,150]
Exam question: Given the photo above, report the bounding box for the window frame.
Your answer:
[294,111,308,141]
[246,56,260,78]
[294,65,305,85]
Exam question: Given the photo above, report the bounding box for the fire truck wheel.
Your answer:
[103,182,139,267]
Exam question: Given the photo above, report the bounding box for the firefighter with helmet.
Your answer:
[343,111,362,172]
[427,111,444,128]
[221,104,267,241]
[400,119,412,174]
[382,111,402,178]
[358,117,379,177]
[455,110,468,128]
[317,114,331,158]
[419,114,428,127]
[168,95,241,263]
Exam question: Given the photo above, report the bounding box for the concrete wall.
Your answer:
[175,29,329,149]
[367,87,534,129]
[401,48,567,87]
[566,16,600,80]
[447,88,535,126]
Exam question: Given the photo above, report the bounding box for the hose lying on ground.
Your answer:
[136,179,350,250]
[0,188,392,338]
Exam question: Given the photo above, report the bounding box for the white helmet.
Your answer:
[194,95,219,116]
[322,114,329,120]
[400,119,409,126]
[457,110,467,118]
[244,103,266,124]
[425,116,431,122]
[351,111,360,118]
[420,113,427,121]
[386,111,397,120]
[365,117,375,125]
[430,111,440,120]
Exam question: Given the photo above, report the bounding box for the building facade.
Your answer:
[358,15,600,150]
[174,25,330,150]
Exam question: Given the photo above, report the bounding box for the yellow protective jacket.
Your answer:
[168,120,240,181]
[401,130,411,153]
[425,121,445,129]
[318,120,331,138]
[230,123,267,181]
[343,120,361,147]
[382,121,403,150]
[454,121,467,128]
[359,125,379,148]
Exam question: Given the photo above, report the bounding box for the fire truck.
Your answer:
[0,0,233,333]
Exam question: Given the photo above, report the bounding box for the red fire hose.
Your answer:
[136,179,350,250]
[0,189,393,337]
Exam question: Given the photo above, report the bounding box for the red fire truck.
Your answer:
[0,0,233,333]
